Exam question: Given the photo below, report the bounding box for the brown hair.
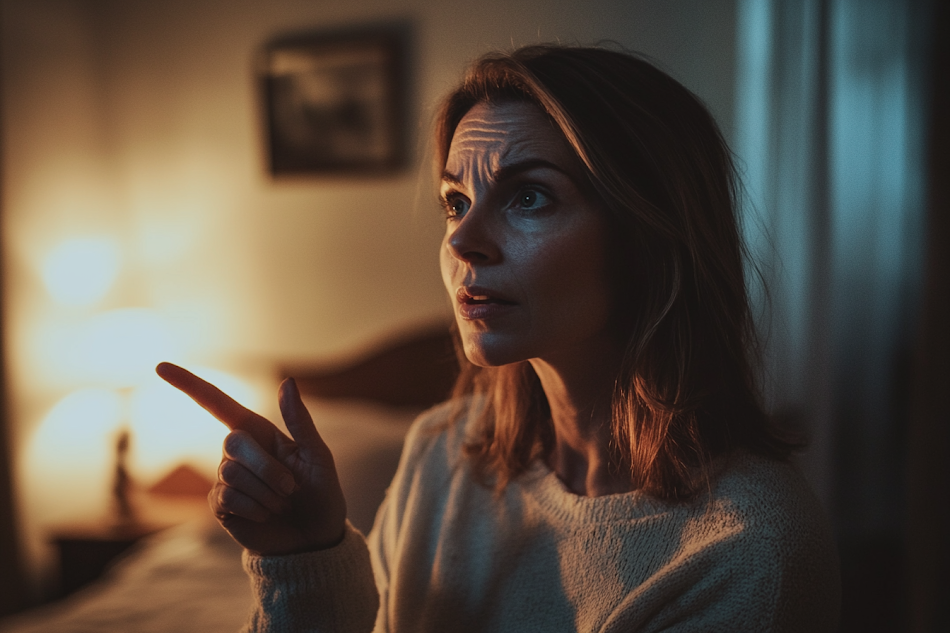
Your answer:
[436,45,796,500]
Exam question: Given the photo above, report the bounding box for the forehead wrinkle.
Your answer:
[444,151,500,189]
[452,126,509,138]
[450,120,509,143]
[445,140,504,188]
[446,104,568,189]
[497,136,540,163]
[453,116,510,132]
[447,135,551,185]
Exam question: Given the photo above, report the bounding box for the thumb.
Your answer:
[278,378,327,460]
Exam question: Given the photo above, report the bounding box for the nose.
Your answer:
[444,206,500,265]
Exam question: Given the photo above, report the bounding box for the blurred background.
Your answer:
[0,0,945,631]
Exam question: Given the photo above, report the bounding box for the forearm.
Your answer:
[242,522,380,633]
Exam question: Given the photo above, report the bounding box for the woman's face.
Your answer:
[440,101,616,368]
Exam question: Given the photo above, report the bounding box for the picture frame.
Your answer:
[260,26,409,175]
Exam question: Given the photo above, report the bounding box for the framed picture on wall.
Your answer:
[260,26,409,175]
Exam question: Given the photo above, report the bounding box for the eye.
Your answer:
[512,188,551,211]
[440,193,470,219]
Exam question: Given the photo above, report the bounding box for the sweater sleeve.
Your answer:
[241,521,379,633]
[238,404,456,633]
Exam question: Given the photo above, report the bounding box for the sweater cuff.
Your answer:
[242,522,379,633]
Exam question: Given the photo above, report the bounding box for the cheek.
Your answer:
[529,229,612,320]
[439,238,457,297]
[526,232,598,290]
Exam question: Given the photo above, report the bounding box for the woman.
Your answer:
[158,45,840,632]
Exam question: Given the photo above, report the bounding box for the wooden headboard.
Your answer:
[278,325,461,409]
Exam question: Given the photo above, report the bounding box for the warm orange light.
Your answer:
[22,389,125,526]
[129,368,262,483]
[21,369,265,530]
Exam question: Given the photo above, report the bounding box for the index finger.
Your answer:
[156,362,280,449]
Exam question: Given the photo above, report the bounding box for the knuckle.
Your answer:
[222,430,249,456]
[218,459,241,484]
[208,484,226,513]
[217,484,267,523]
[217,513,240,529]
[219,484,241,508]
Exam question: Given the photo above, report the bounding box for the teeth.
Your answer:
[471,295,489,301]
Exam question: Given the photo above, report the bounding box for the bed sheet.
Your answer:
[0,520,251,633]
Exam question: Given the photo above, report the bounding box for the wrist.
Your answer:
[245,522,348,557]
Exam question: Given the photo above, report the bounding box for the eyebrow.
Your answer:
[440,159,576,189]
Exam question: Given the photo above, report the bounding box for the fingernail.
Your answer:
[279,474,297,496]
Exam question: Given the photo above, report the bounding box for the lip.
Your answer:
[456,285,517,321]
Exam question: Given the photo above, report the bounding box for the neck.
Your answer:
[529,342,634,497]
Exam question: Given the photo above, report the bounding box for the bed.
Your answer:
[0,325,458,633]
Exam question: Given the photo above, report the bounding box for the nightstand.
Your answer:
[48,464,214,598]
[50,522,164,597]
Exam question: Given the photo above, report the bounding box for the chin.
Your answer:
[460,330,532,368]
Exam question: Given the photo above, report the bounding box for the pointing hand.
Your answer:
[156,362,346,555]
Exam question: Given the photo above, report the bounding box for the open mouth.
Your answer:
[455,287,517,320]
[457,288,516,306]
[466,295,510,305]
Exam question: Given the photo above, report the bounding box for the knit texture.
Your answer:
[244,401,840,632]
[242,524,378,632]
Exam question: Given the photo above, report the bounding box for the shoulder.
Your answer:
[709,452,832,546]
[604,456,839,631]
[693,452,841,629]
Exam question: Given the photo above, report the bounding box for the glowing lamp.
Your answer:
[23,231,267,548]
[64,308,180,388]
[22,389,125,527]
[128,368,261,483]
[22,369,261,535]
[41,238,120,306]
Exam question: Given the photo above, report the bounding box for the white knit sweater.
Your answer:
[242,402,840,632]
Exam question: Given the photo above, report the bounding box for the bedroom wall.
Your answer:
[0,0,739,594]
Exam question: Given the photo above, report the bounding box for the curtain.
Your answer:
[734,0,934,630]
[905,1,950,630]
